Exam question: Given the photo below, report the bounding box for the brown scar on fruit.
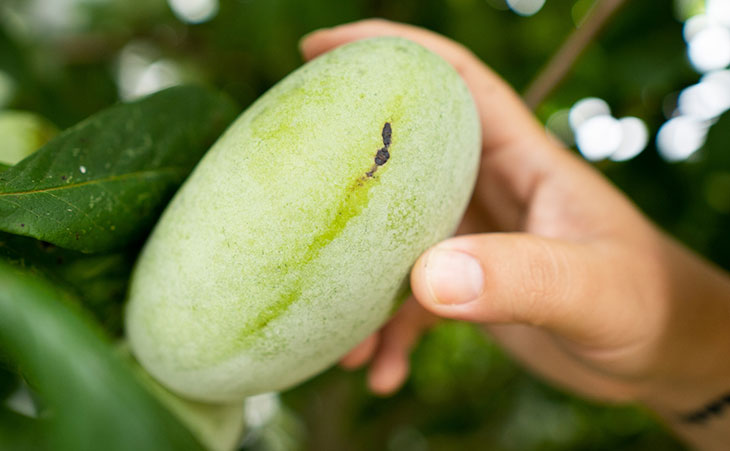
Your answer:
[364,122,392,179]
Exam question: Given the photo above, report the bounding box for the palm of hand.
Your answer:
[460,150,665,401]
[302,19,699,402]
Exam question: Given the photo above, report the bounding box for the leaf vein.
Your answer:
[0,168,186,197]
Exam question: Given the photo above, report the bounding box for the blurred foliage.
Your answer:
[0,232,136,334]
[285,323,685,451]
[0,110,57,165]
[0,0,722,449]
[0,260,205,451]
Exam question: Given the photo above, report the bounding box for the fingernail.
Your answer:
[425,249,484,305]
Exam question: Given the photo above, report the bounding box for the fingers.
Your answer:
[299,19,551,156]
[485,324,638,402]
[340,333,379,369]
[367,297,438,395]
[301,19,474,69]
[410,233,642,346]
[339,297,438,395]
[367,328,410,396]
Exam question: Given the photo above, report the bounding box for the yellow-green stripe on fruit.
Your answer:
[125,37,481,402]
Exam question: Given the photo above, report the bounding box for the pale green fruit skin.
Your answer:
[125,37,481,402]
[0,110,57,166]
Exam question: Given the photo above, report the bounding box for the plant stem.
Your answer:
[523,0,629,110]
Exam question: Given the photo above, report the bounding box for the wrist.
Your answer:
[634,235,730,419]
[622,235,730,451]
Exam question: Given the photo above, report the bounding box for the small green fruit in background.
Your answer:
[0,110,57,166]
[125,37,481,402]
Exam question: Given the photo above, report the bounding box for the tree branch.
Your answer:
[523,0,629,111]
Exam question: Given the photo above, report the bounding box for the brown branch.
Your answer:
[523,0,629,111]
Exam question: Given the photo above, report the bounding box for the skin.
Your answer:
[301,19,730,450]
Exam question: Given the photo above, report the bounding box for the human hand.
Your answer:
[301,20,730,442]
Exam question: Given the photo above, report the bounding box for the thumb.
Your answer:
[410,233,630,344]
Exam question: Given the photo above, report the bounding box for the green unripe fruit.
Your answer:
[0,110,57,166]
[125,37,481,402]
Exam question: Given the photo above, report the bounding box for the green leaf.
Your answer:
[0,86,237,253]
[0,260,205,451]
[0,163,9,172]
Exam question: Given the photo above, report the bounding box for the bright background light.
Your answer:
[707,0,730,27]
[611,117,649,162]
[678,73,730,120]
[244,393,280,429]
[688,26,730,72]
[656,116,709,162]
[629,1,730,163]
[168,0,219,24]
[116,42,182,101]
[575,115,622,161]
[568,97,611,131]
[506,0,546,17]
[684,1,730,74]
[565,97,649,162]
[683,13,709,42]
[654,0,730,162]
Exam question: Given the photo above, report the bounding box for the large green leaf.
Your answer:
[0,259,205,451]
[0,86,237,253]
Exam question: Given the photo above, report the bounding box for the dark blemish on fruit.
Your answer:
[382,122,392,147]
[375,148,390,166]
[363,122,393,179]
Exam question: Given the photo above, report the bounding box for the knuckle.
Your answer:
[516,241,566,326]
